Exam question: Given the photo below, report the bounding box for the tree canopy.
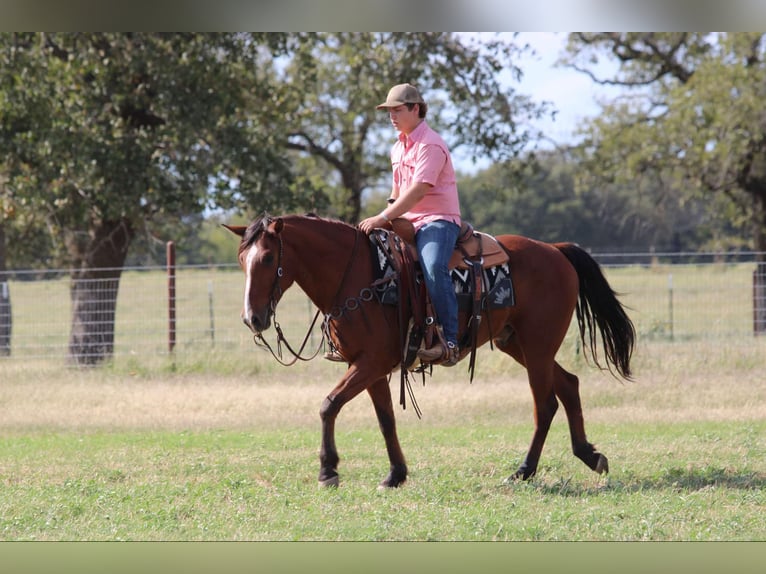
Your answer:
[2,32,764,362]
[270,32,549,221]
[562,32,766,254]
[0,33,302,362]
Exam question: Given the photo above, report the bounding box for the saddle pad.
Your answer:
[371,236,515,309]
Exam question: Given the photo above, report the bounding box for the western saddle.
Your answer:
[373,218,510,383]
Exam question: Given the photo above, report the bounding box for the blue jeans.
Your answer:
[415,220,460,346]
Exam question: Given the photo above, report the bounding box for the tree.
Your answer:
[0,33,298,364]
[267,32,550,222]
[459,149,720,251]
[562,32,766,255]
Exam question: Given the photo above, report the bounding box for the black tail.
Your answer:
[556,243,635,381]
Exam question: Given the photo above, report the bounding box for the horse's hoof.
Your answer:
[595,454,609,475]
[377,478,406,490]
[318,475,339,488]
[503,470,529,484]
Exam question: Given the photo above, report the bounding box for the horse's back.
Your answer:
[496,234,580,322]
[497,234,576,275]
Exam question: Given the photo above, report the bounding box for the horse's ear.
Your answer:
[272,218,284,234]
[222,224,247,237]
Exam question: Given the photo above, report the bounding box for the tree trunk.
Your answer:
[67,218,133,365]
[0,222,10,357]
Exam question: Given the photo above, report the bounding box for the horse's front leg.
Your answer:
[318,395,341,487]
[367,377,407,488]
[317,364,374,488]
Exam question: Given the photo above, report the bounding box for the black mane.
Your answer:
[239,213,271,253]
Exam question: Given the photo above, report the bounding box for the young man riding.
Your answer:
[358,83,461,366]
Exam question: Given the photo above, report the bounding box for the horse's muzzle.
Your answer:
[242,310,271,334]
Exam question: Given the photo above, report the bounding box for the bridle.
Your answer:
[247,217,323,366]
[248,217,365,367]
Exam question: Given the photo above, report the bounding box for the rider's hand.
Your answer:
[358,214,389,235]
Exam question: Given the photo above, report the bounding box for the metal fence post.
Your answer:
[0,279,10,356]
[167,241,176,353]
[754,262,766,336]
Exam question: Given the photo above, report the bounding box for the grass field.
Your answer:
[1,338,764,541]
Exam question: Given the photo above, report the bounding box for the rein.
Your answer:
[252,308,324,366]
[252,220,364,366]
[251,222,325,365]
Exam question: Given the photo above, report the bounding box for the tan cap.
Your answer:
[376,83,425,110]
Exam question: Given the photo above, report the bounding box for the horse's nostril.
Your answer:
[243,313,266,333]
[242,314,257,332]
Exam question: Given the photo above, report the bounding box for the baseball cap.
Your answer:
[376,83,425,110]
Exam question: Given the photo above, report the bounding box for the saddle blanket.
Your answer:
[373,241,515,310]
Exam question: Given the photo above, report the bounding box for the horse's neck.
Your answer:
[286,219,365,312]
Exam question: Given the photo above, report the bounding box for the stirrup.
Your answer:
[323,349,346,362]
[442,342,460,367]
[417,341,459,367]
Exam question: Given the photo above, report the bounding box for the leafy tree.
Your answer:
[268,32,550,222]
[0,33,298,364]
[562,32,766,255]
[459,150,715,251]
[0,32,552,363]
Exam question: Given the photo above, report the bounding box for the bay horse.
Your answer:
[225,213,635,488]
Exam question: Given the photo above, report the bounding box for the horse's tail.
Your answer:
[555,243,636,381]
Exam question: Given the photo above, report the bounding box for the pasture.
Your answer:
[0,259,765,543]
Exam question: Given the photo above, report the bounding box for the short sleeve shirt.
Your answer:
[391,120,461,231]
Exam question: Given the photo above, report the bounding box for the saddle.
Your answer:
[389,218,509,270]
[372,218,513,386]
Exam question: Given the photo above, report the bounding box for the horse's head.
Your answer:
[224,215,289,334]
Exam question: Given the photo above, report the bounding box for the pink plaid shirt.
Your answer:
[391,120,461,231]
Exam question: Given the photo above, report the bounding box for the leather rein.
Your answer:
[251,220,364,366]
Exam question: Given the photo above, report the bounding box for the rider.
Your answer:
[359,83,461,366]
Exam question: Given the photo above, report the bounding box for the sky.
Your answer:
[453,32,622,173]
[514,32,606,143]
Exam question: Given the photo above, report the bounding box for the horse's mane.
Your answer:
[238,212,357,255]
[238,213,271,254]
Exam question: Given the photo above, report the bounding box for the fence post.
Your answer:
[167,241,176,352]
[0,279,10,356]
[208,280,215,346]
[668,273,674,341]
[754,262,766,336]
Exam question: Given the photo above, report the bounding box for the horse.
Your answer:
[225,213,635,488]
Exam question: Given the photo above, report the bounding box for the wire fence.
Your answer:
[1,252,765,366]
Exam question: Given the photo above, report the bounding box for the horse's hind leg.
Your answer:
[552,362,609,475]
[495,334,559,481]
[367,378,407,488]
[516,363,559,480]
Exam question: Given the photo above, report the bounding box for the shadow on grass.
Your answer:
[522,465,766,497]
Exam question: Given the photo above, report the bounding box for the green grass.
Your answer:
[1,421,764,541]
[1,350,764,541]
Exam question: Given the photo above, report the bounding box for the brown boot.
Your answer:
[417,341,459,366]
[442,342,459,367]
[323,349,346,362]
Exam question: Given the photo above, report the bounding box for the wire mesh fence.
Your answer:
[0,252,764,367]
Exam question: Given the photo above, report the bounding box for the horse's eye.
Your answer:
[263,253,275,266]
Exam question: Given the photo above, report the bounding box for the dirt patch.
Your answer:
[2,365,764,434]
